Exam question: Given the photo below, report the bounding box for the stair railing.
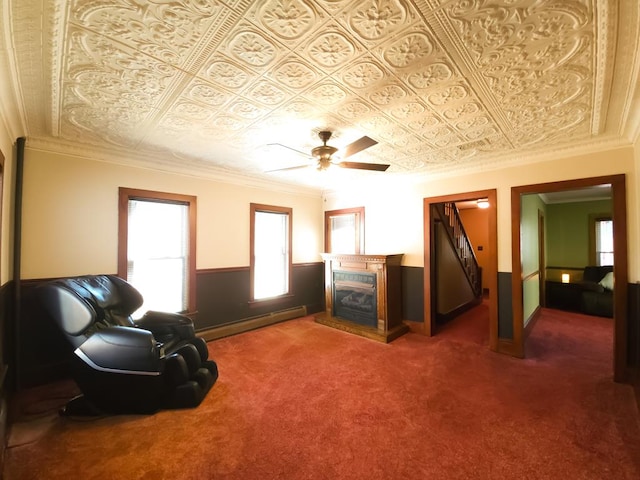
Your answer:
[433,203,482,297]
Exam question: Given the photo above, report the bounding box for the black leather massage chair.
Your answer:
[37,275,218,415]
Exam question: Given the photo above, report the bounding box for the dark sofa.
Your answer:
[579,265,614,318]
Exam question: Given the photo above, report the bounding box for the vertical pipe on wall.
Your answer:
[13,137,25,390]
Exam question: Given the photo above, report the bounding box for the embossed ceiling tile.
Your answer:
[201,57,254,89]
[250,0,323,45]
[244,78,289,106]
[304,25,361,71]
[505,99,590,137]
[367,81,409,106]
[441,1,595,150]
[432,134,465,149]
[504,68,591,112]
[356,114,392,133]
[224,25,279,68]
[209,115,247,132]
[425,83,471,107]
[343,0,413,44]
[64,27,178,98]
[334,100,374,120]
[454,114,490,132]
[463,125,499,141]
[393,157,429,171]
[269,56,321,90]
[228,100,271,120]
[383,131,428,152]
[371,124,411,144]
[340,58,389,90]
[405,62,456,90]
[158,113,196,131]
[64,106,140,147]
[366,142,405,161]
[379,29,437,69]
[387,99,426,120]
[277,99,326,119]
[444,0,592,64]
[185,81,234,107]
[303,80,351,106]
[169,100,215,121]
[70,0,223,66]
[441,101,481,120]
[421,125,454,141]
[406,113,442,134]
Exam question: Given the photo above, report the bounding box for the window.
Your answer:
[250,203,292,301]
[589,214,613,266]
[595,218,614,266]
[118,188,196,317]
[324,207,364,254]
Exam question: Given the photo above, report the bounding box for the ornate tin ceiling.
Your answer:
[6,0,640,188]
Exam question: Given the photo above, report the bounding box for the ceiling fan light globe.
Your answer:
[312,145,338,159]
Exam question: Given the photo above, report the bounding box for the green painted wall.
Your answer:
[546,200,612,268]
[521,194,546,323]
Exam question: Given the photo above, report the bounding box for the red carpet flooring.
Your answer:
[4,307,640,479]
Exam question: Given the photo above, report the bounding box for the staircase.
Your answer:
[433,202,482,298]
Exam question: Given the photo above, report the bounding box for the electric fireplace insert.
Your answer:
[332,270,377,327]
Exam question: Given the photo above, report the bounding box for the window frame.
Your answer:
[250,203,293,304]
[324,207,365,254]
[118,187,197,313]
[588,213,613,266]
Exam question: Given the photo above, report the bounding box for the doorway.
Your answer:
[423,189,499,351]
[511,175,628,381]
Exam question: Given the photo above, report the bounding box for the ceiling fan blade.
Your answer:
[267,143,312,159]
[342,135,378,158]
[265,164,311,173]
[338,161,390,171]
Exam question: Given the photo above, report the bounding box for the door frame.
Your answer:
[511,174,628,381]
[423,189,498,351]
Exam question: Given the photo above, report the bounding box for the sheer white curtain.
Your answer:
[254,211,289,299]
[127,199,189,317]
[595,219,614,266]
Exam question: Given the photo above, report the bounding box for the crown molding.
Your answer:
[0,0,27,142]
[25,136,325,197]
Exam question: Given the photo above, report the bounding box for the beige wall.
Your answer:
[324,146,639,280]
[20,149,324,279]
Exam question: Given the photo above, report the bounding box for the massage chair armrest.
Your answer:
[76,326,161,373]
[134,311,196,340]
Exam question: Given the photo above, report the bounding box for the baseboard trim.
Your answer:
[524,306,542,339]
[198,306,308,341]
[436,296,482,324]
[497,338,524,358]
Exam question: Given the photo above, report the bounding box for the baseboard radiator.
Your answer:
[198,306,308,342]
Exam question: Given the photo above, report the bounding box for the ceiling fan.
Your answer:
[267,130,390,173]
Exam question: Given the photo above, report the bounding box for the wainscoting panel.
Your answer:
[194,263,325,331]
[628,283,640,382]
[401,266,424,322]
[498,272,513,339]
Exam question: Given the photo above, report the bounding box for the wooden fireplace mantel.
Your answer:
[316,253,408,343]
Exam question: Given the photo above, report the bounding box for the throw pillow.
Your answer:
[599,272,614,291]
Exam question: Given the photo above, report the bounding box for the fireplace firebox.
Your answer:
[333,271,377,327]
[316,253,408,343]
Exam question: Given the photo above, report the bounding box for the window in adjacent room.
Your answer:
[250,203,292,301]
[324,207,364,254]
[589,214,613,266]
[118,188,196,317]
